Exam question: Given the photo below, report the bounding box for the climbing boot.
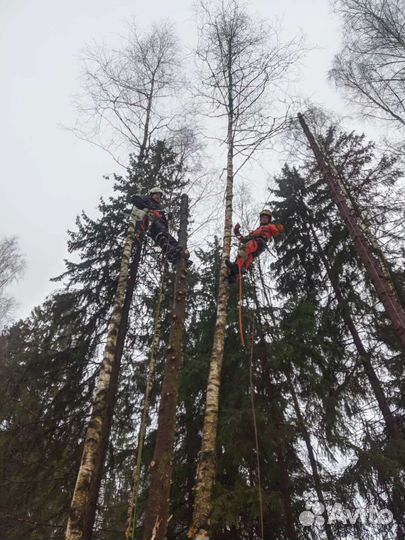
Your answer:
[166,246,181,263]
[167,246,192,266]
[225,259,239,284]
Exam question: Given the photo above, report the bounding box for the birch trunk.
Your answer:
[189,89,234,540]
[189,3,299,535]
[83,241,143,539]
[66,26,178,539]
[125,262,167,540]
[65,208,143,540]
[142,194,190,540]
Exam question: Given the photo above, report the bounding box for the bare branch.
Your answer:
[0,237,25,328]
[70,23,182,166]
[330,0,405,129]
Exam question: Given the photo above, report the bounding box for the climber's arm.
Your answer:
[132,195,152,209]
[233,223,252,243]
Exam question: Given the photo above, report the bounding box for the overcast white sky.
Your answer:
[1,0,376,322]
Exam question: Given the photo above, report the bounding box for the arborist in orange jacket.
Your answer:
[225,209,284,284]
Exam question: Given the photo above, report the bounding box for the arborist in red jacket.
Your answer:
[225,209,284,284]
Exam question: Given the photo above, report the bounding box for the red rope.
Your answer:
[238,265,246,350]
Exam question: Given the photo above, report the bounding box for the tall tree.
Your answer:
[271,130,405,537]
[65,23,183,540]
[65,138,190,540]
[142,195,190,540]
[190,3,300,537]
[0,141,187,539]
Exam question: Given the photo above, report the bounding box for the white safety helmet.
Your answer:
[260,209,272,219]
[150,186,164,197]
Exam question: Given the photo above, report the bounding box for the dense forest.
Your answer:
[1,1,404,539]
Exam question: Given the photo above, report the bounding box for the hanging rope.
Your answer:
[238,265,246,350]
[233,247,265,538]
[232,229,265,538]
[248,310,264,540]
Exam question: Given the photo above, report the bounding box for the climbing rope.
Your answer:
[247,295,264,540]
[231,228,267,538]
[238,265,246,350]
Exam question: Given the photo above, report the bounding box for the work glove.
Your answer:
[233,223,241,236]
[276,224,285,234]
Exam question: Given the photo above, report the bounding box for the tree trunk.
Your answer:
[337,170,405,313]
[298,112,405,350]
[125,261,167,540]
[306,216,403,443]
[65,65,162,539]
[142,194,190,540]
[189,60,235,540]
[83,239,143,539]
[65,208,144,540]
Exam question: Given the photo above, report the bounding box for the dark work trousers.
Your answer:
[149,220,181,261]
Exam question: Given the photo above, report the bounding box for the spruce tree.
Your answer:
[0,141,188,540]
[271,122,405,537]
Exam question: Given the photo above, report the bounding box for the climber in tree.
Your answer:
[225,209,284,284]
[132,186,190,264]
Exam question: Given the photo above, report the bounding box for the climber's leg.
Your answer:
[226,240,260,284]
[149,221,190,264]
[236,240,258,271]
